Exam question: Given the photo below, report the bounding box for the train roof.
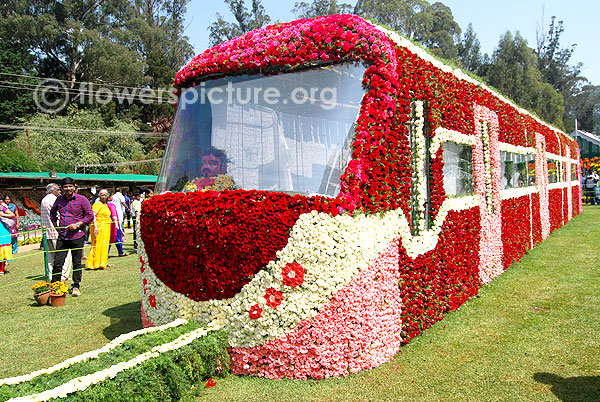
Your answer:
[175,14,576,152]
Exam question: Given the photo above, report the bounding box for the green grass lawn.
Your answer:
[1,208,599,401]
[0,239,142,378]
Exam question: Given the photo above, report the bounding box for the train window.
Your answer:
[526,156,536,186]
[547,159,560,183]
[501,152,530,189]
[571,164,578,181]
[562,162,568,182]
[156,62,367,196]
[442,142,474,197]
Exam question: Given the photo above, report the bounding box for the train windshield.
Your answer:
[155,62,367,196]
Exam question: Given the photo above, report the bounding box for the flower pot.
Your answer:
[49,293,66,307]
[34,290,51,306]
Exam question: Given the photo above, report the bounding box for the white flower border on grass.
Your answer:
[7,326,211,402]
[0,319,188,386]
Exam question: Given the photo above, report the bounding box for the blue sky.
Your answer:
[184,0,599,85]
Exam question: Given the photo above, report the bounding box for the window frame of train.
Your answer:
[441,141,474,198]
[500,151,535,189]
[571,163,578,181]
[407,100,432,235]
[547,158,562,184]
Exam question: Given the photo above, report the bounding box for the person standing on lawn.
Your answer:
[41,183,72,281]
[0,200,14,276]
[3,195,19,254]
[110,187,128,257]
[131,192,142,252]
[123,189,132,229]
[50,177,93,296]
[86,189,118,270]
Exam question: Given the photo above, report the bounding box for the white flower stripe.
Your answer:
[498,142,535,155]
[501,186,539,200]
[7,327,210,402]
[0,319,188,386]
[430,127,477,157]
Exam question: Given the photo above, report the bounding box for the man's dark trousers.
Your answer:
[51,237,85,288]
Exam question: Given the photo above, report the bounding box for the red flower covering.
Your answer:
[399,209,481,341]
[141,191,341,301]
[281,263,305,288]
[501,196,531,270]
[264,288,283,309]
[249,304,262,319]
[548,188,564,233]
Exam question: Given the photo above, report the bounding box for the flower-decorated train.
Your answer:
[137,15,581,379]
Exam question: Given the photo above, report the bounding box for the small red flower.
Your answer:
[139,256,145,273]
[142,278,148,294]
[205,378,217,388]
[249,304,262,319]
[149,295,156,308]
[282,262,304,287]
[264,288,283,309]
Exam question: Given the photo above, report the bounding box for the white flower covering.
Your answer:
[412,100,427,231]
[430,127,477,157]
[501,186,538,200]
[498,142,535,155]
[6,325,211,402]
[0,319,188,386]
[139,193,479,349]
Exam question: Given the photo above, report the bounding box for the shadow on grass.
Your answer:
[102,301,143,340]
[533,372,600,402]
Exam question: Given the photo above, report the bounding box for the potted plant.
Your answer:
[49,281,69,307]
[32,281,51,305]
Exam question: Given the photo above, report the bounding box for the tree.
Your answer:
[482,31,565,129]
[355,0,429,40]
[457,23,482,73]
[292,0,353,18]
[0,26,38,126]
[571,84,600,134]
[12,106,144,172]
[536,16,587,132]
[208,0,271,46]
[413,2,460,60]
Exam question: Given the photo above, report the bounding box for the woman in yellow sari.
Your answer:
[86,190,117,270]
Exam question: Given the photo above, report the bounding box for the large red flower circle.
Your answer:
[282,263,304,288]
[249,304,262,319]
[264,288,283,309]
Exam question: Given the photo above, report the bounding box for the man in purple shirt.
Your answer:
[50,177,93,296]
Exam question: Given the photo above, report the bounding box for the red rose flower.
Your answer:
[149,295,156,308]
[264,288,283,309]
[249,304,262,319]
[282,262,304,287]
[206,378,217,388]
[139,256,145,272]
[143,278,148,294]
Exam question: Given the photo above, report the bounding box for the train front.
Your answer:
[138,15,408,379]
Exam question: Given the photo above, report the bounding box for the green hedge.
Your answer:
[0,321,229,402]
[60,331,229,402]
